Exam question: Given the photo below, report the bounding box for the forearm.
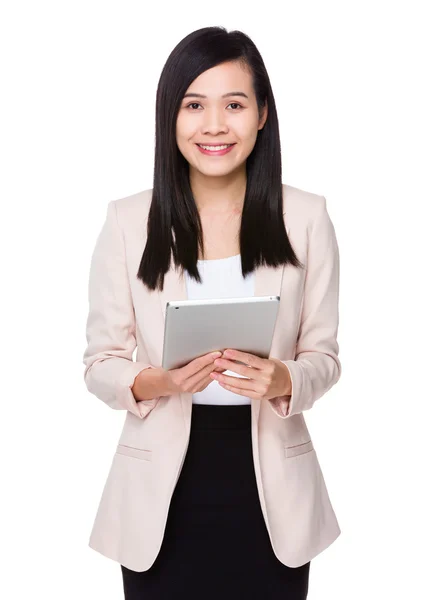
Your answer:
[132,367,172,402]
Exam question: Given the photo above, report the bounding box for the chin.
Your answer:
[195,166,238,177]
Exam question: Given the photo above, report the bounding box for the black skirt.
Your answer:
[121,403,311,600]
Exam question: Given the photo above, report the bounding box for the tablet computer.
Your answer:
[161,295,280,370]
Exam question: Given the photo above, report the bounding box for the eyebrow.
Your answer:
[182,91,249,100]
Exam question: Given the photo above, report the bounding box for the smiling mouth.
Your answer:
[196,143,236,149]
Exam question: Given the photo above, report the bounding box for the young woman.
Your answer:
[83,26,342,600]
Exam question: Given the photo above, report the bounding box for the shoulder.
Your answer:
[282,183,326,226]
[111,188,153,231]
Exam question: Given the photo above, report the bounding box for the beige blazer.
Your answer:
[83,183,342,572]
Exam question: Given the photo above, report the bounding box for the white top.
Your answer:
[184,254,254,405]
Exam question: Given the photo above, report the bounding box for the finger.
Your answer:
[185,361,220,391]
[184,351,222,378]
[194,371,218,392]
[201,372,217,388]
[217,379,263,399]
[222,349,266,369]
[213,358,260,379]
[210,372,264,395]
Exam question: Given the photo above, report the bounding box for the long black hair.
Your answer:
[138,26,304,292]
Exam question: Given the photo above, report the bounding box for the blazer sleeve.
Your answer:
[82,200,161,419]
[269,195,342,419]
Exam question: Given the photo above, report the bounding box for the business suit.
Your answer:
[83,183,342,573]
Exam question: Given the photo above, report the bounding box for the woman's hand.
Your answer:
[209,349,292,401]
[165,351,227,395]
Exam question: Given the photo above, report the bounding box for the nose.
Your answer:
[201,107,229,136]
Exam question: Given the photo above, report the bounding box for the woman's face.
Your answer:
[176,61,268,178]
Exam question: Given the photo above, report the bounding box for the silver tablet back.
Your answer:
[162,296,280,370]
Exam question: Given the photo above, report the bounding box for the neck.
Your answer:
[189,165,246,215]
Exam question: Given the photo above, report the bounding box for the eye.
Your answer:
[185,102,243,110]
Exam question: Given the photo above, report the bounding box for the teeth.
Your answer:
[199,144,232,151]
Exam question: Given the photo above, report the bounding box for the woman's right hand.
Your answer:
[165,351,226,394]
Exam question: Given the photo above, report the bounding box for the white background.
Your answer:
[1,1,426,598]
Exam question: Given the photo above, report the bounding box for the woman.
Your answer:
[83,26,342,599]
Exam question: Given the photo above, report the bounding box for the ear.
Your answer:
[258,98,268,130]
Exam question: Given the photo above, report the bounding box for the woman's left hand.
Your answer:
[209,349,292,400]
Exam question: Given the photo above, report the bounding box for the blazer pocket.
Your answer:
[116,444,152,461]
[284,440,314,458]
